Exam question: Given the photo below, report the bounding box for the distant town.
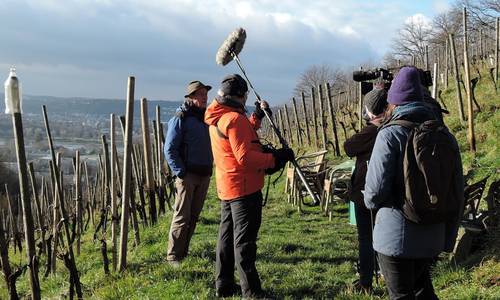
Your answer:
[0,94,181,180]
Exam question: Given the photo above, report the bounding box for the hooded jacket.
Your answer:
[164,102,213,178]
[364,101,464,258]
[204,97,275,201]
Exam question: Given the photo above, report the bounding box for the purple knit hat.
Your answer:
[387,66,423,105]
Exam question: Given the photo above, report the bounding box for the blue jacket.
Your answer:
[364,101,464,258]
[164,103,213,178]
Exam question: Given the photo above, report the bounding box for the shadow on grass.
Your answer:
[198,216,219,225]
[271,282,347,299]
[260,253,356,265]
[279,243,312,254]
[126,255,165,273]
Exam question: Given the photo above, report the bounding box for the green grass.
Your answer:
[1,66,499,299]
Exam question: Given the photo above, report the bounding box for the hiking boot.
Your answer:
[352,279,372,294]
[215,283,241,298]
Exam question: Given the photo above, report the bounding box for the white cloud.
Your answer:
[405,13,433,30]
[433,0,451,13]
[0,0,448,103]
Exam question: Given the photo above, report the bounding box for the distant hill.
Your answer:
[0,93,183,118]
[0,93,258,119]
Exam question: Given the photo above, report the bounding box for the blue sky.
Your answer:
[0,0,452,104]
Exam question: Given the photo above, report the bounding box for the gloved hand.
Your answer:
[274,148,294,162]
[254,100,272,120]
[265,148,294,175]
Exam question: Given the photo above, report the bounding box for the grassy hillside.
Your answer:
[0,67,498,299]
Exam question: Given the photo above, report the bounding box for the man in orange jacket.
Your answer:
[205,74,294,298]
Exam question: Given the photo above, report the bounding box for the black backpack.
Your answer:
[386,119,460,224]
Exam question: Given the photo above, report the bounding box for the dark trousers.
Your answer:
[378,253,439,300]
[354,201,376,287]
[215,191,263,297]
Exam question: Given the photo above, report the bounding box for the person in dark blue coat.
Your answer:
[364,66,464,299]
[164,80,214,266]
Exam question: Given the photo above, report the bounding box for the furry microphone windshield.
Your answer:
[215,27,246,66]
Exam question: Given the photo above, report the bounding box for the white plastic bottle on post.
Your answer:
[4,67,22,114]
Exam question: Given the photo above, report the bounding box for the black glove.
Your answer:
[265,148,294,175]
[254,101,272,120]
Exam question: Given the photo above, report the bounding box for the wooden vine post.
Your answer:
[444,39,449,89]
[156,106,166,214]
[118,117,141,245]
[463,7,476,152]
[317,84,327,149]
[5,69,41,300]
[283,104,294,146]
[119,76,135,271]
[277,109,286,143]
[110,114,119,271]
[120,116,147,227]
[425,45,429,70]
[310,87,319,148]
[325,83,340,156]
[48,159,58,273]
[496,17,499,83]
[300,92,311,146]
[100,135,111,274]
[28,162,46,254]
[432,62,438,99]
[75,150,82,255]
[141,98,158,225]
[449,33,466,122]
[291,98,302,146]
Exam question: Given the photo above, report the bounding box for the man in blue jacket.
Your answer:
[165,80,214,266]
[364,67,464,299]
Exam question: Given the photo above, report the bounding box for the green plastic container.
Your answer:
[349,201,357,225]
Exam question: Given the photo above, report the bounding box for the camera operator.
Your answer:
[343,87,388,293]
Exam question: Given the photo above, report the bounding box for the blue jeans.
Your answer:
[354,201,376,287]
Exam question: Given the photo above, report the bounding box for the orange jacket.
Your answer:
[204,98,275,201]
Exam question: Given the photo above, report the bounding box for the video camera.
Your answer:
[352,68,394,83]
[353,68,393,96]
[352,67,433,96]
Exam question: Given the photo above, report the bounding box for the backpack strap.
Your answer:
[215,125,229,139]
[214,115,230,140]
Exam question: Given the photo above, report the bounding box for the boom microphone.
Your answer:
[216,27,246,66]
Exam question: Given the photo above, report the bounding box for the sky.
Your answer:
[0,0,452,104]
